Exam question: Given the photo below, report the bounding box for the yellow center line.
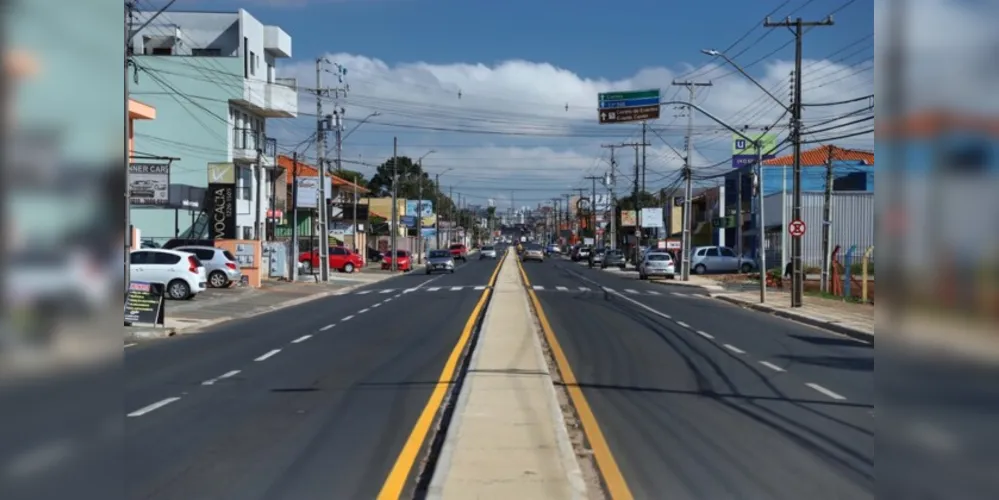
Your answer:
[376,255,506,500]
[515,257,635,500]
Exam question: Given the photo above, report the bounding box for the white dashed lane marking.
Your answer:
[320,324,335,331]
[127,397,181,417]
[759,361,785,372]
[723,344,745,354]
[696,330,714,339]
[427,287,441,292]
[806,383,846,400]
[255,349,281,362]
[358,308,370,313]
[292,335,312,343]
[342,315,354,321]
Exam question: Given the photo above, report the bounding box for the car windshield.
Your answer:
[647,253,672,261]
[429,250,450,258]
[607,250,623,257]
[449,244,464,249]
[395,251,409,257]
[526,244,542,250]
[482,246,494,251]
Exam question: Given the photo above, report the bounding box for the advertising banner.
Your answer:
[128,162,170,206]
[295,176,332,209]
[401,215,418,228]
[207,183,237,239]
[620,210,637,227]
[639,207,664,228]
[124,281,165,326]
[732,133,778,167]
[405,199,436,227]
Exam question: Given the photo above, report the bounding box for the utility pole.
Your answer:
[585,176,602,247]
[290,152,299,281]
[390,137,399,271]
[765,15,834,307]
[124,2,134,289]
[449,186,455,243]
[821,144,835,293]
[601,144,620,250]
[435,173,442,249]
[672,79,712,280]
[315,58,332,282]
[551,197,561,245]
[254,147,264,240]
[641,122,647,198]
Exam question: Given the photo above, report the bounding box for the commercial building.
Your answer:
[127,8,296,242]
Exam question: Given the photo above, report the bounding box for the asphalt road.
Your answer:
[521,256,875,499]
[124,255,502,500]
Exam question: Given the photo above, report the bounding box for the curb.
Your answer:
[711,294,874,344]
[124,326,177,340]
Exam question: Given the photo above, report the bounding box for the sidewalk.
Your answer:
[428,251,587,500]
[124,274,393,342]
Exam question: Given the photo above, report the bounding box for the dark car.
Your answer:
[601,249,627,269]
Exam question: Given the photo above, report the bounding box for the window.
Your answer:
[695,248,706,257]
[238,166,253,200]
[331,247,347,256]
[250,51,256,75]
[706,248,720,257]
[241,226,253,240]
[130,251,151,264]
[719,247,736,258]
[192,48,221,57]
[151,47,172,55]
[243,37,249,78]
[152,252,181,265]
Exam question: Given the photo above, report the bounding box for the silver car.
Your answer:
[426,249,456,274]
[639,252,676,280]
[479,245,498,259]
[176,245,242,288]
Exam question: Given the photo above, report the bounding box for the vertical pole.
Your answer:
[736,170,743,258]
[821,145,834,293]
[591,176,598,247]
[681,87,694,280]
[609,148,617,250]
[641,122,647,197]
[757,145,766,303]
[435,173,441,249]
[633,144,640,263]
[125,2,133,288]
[254,147,263,240]
[390,137,398,271]
[417,172,424,263]
[791,18,805,307]
[270,152,278,241]
[351,182,358,259]
[315,59,329,282]
[290,153,299,281]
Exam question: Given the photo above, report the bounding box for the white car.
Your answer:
[129,249,208,299]
[638,252,676,280]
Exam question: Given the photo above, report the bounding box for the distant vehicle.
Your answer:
[521,243,545,263]
[449,243,468,262]
[690,246,755,274]
[601,249,627,269]
[382,250,413,272]
[639,252,676,280]
[129,248,207,299]
[299,246,364,273]
[426,249,455,274]
[175,245,242,288]
[480,245,498,259]
[572,246,591,262]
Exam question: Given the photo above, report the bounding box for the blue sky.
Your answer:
[169,0,874,208]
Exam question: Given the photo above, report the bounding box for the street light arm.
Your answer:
[341,111,381,142]
[701,49,791,114]
[659,100,761,144]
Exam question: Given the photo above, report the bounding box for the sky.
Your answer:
[153,0,877,210]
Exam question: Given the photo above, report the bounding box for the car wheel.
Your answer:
[694,264,707,275]
[639,273,647,280]
[426,270,431,275]
[450,269,455,274]
[740,263,753,273]
[344,263,355,273]
[167,279,191,300]
[208,271,228,288]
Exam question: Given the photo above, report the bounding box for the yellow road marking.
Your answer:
[376,255,506,500]
[515,257,635,500]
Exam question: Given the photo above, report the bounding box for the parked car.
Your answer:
[366,246,384,263]
[690,246,755,274]
[479,245,498,259]
[299,246,365,273]
[175,245,241,288]
[521,243,545,263]
[639,251,676,280]
[449,243,468,262]
[601,249,627,269]
[381,250,413,271]
[426,249,456,274]
[129,248,207,299]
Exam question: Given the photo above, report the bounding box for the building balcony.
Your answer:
[232,78,298,118]
[232,128,277,163]
[264,26,293,58]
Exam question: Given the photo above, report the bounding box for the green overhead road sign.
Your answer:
[597,88,661,124]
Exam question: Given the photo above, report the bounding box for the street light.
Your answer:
[342,111,380,142]
[701,49,790,113]
[415,150,436,263]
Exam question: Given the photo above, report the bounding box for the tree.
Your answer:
[615,191,659,210]
[366,154,456,216]
[337,169,366,186]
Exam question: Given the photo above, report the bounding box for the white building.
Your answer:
[129,9,297,241]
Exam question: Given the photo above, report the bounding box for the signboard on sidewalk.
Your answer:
[128,162,170,206]
[295,176,332,209]
[124,281,165,326]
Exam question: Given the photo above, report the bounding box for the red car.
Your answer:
[299,246,364,273]
[449,243,468,262]
[381,250,413,272]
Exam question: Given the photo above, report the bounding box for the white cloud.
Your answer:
[274,43,873,208]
